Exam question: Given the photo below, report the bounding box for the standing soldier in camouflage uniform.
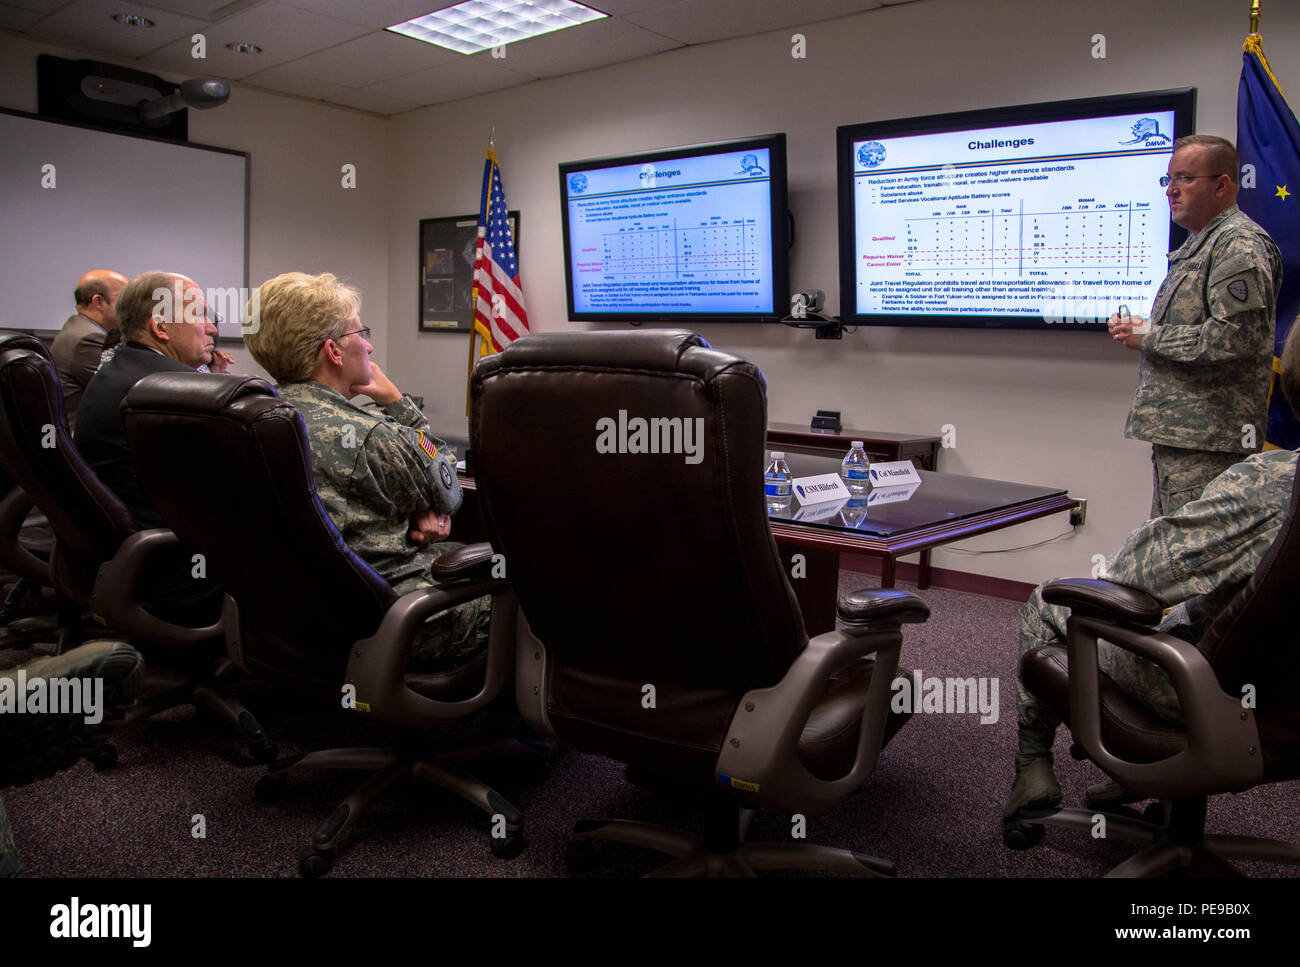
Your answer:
[1003,323,1300,837]
[244,272,489,672]
[1109,134,1282,518]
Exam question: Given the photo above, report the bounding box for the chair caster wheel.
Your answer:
[564,838,600,872]
[90,743,118,771]
[298,845,334,877]
[490,833,525,860]
[1002,820,1045,851]
[254,773,287,803]
[247,739,278,764]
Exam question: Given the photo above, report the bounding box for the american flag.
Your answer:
[472,149,528,353]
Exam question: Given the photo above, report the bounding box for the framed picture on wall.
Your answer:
[418,211,520,333]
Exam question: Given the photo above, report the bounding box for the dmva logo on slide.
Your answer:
[568,173,588,194]
[1120,117,1171,146]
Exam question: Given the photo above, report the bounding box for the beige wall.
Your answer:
[4,0,1297,586]
[384,0,1300,584]
[0,31,389,383]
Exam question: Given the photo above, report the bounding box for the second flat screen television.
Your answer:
[559,134,789,323]
[837,89,1196,330]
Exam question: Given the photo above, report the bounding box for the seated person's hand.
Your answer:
[349,361,402,405]
[209,349,235,373]
[409,507,452,544]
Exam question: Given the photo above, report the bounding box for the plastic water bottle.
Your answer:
[840,441,870,494]
[764,451,792,513]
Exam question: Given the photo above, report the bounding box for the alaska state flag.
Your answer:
[1237,33,1300,449]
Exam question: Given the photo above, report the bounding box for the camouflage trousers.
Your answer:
[1016,582,1184,757]
[408,592,493,673]
[0,793,22,877]
[1151,445,1243,519]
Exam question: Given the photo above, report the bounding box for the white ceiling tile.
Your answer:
[271,29,461,88]
[624,0,883,45]
[26,0,208,57]
[327,86,421,115]
[242,64,350,98]
[138,0,242,17]
[365,55,532,105]
[471,16,679,78]
[582,0,678,15]
[0,3,44,29]
[4,0,75,14]
[135,0,370,76]
[279,0,460,30]
[139,37,258,77]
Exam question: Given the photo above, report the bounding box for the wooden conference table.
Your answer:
[445,442,1077,637]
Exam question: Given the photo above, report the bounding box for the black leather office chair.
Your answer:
[0,335,270,763]
[122,371,536,876]
[1009,457,1300,876]
[470,329,925,876]
[0,337,62,644]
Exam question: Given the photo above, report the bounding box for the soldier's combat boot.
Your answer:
[1001,753,1062,850]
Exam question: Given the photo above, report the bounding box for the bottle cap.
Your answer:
[851,441,864,449]
[771,451,785,460]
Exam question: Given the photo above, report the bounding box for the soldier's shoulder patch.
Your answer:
[1227,279,1249,302]
[415,431,438,461]
[440,462,454,489]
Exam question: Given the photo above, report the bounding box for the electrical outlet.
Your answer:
[1069,497,1087,527]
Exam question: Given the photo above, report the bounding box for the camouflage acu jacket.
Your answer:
[278,381,462,594]
[1100,448,1298,644]
[1125,205,1282,452]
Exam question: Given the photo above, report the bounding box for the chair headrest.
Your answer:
[474,330,751,385]
[0,333,53,361]
[122,371,277,414]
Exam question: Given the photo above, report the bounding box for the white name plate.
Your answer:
[868,460,921,487]
[791,473,851,506]
[867,481,921,506]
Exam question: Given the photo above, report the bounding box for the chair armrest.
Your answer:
[428,542,497,583]
[345,580,516,729]
[838,588,930,627]
[0,486,48,583]
[89,528,224,648]
[715,614,913,816]
[1065,614,1263,797]
[1044,577,1162,626]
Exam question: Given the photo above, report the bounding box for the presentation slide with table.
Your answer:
[849,111,1175,321]
[564,148,775,314]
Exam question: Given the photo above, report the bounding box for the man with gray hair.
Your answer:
[1108,134,1282,519]
[74,272,222,626]
[51,270,127,428]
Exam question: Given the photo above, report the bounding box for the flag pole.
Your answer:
[466,127,496,416]
[1250,0,1260,34]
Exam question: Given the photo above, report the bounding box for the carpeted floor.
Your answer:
[3,575,1297,878]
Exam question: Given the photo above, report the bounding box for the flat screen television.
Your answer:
[559,134,789,323]
[837,89,1196,330]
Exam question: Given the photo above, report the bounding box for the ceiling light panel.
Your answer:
[388,0,605,55]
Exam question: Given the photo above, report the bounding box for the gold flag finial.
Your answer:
[1250,0,1260,34]
[489,125,496,151]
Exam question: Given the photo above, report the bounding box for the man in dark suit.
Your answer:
[51,269,127,429]
[75,271,220,624]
